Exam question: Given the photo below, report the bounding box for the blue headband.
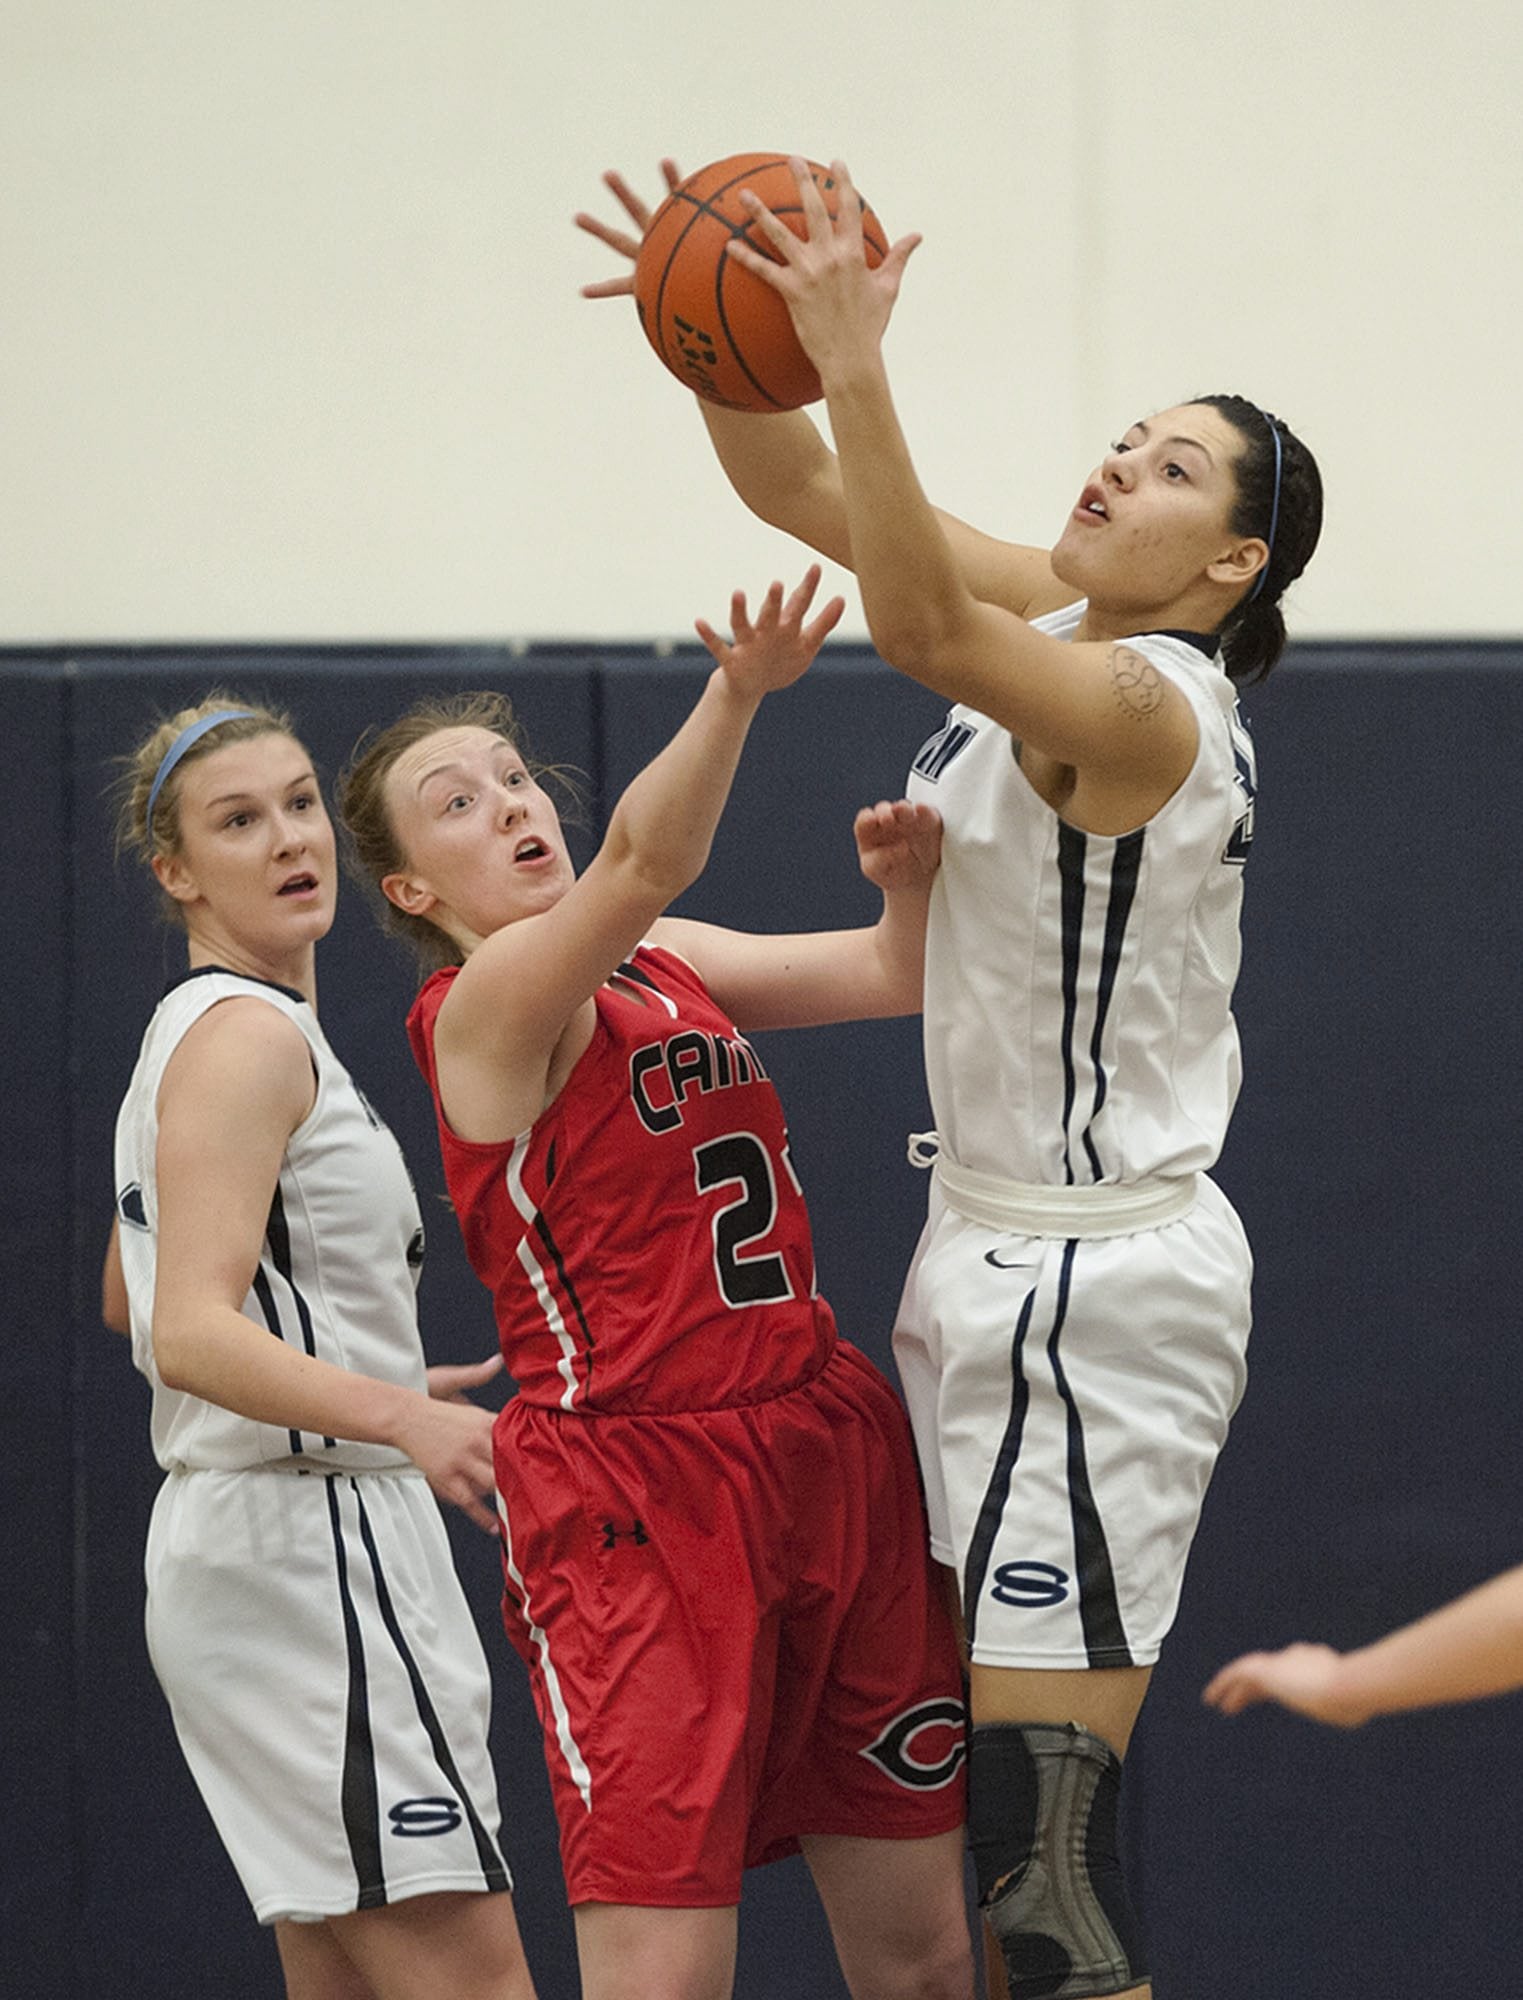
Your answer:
[1246,417,1283,603]
[146,709,256,826]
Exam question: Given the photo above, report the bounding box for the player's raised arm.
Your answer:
[576,158,1061,620]
[354,567,842,1144]
[652,796,942,1033]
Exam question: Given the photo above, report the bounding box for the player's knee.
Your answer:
[877,1918,977,2000]
[968,1721,1146,2000]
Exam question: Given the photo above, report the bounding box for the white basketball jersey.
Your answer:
[114,968,428,1472]
[906,602,1257,1186]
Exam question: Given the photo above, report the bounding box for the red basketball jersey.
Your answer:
[407,944,838,1413]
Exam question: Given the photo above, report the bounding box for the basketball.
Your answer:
[632,153,888,413]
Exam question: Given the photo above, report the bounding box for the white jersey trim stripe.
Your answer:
[497,1490,593,1810]
[503,1132,582,1411]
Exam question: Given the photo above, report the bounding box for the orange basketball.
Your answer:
[632,153,887,413]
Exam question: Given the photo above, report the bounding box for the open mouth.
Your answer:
[1078,485,1109,520]
[278,872,319,896]
[514,838,549,863]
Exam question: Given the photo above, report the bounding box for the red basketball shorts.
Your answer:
[494,1340,967,1906]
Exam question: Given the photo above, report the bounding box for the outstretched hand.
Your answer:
[726,156,921,379]
[575,161,684,298]
[694,564,846,698]
[1202,1643,1369,1727]
[855,799,943,895]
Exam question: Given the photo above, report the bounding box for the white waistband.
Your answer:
[908,1134,1199,1239]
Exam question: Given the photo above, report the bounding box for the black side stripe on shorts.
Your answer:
[1079,830,1145,1183]
[1047,1241,1133,1669]
[352,1484,511,1891]
[266,1185,337,1450]
[325,1476,388,1908]
[962,1284,1040,1654]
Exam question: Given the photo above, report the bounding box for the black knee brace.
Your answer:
[968,1720,1147,1999]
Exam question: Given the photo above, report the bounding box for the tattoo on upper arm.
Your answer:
[1109,646,1165,721]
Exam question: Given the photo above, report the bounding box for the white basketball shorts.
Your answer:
[893,1173,1251,1670]
[145,1463,511,1923]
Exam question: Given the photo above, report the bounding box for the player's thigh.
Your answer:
[969,1661,1154,1757]
[274,1919,377,2000]
[573,1903,738,2000]
[326,1889,534,2000]
[801,1828,974,2000]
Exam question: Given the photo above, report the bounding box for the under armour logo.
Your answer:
[600,1518,650,1550]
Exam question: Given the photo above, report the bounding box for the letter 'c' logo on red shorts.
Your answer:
[860,1698,967,1791]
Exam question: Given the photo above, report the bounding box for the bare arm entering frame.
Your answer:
[653,794,941,1033]
[1204,1563,1523,1727]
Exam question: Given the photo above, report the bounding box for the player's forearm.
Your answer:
[699,402,846,549]
[866,885,931,1014]
[153,1298,419,1446]
[602,668,764,901]
[1333,1565,1523,1721]
[821,357,978,678]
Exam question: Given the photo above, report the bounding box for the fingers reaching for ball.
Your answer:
[593,152,894,410]
[575,160,684,298]
[693,563,845,694]
[724,159,921,387]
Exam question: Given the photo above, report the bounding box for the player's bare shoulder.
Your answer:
[160,994,314,1124]
[1108,645,1172,723]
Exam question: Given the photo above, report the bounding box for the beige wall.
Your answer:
[2,0,1517,642]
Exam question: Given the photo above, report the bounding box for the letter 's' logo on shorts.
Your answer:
[860,1697,967,1791]
[990,1560,1070,1608]
[388,1796,463,1837]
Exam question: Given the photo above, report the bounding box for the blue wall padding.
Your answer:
[6,641,1523,1999]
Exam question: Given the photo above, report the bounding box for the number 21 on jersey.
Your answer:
[693,1131,813,1308]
